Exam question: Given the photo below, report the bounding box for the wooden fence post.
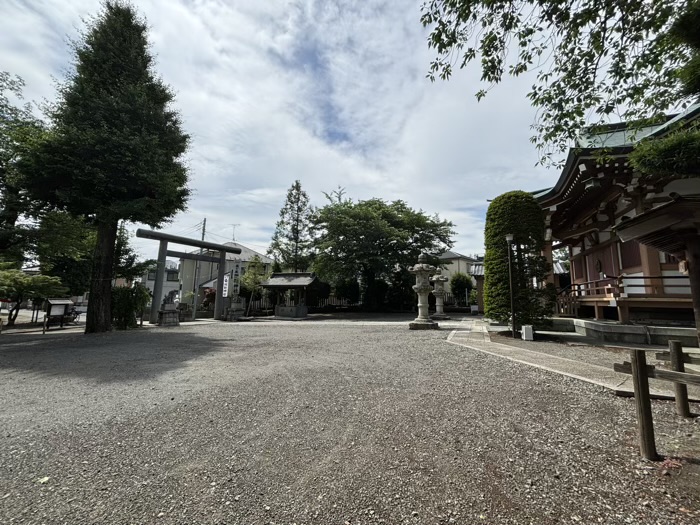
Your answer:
[669,340,691,417]
[630,349,658,460]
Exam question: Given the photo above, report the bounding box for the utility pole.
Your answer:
[230,223,240,242]
[191,218,206,321]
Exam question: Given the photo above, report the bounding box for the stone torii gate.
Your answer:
[135,229,242,323]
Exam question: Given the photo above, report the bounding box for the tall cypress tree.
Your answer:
[483,191,554,328]
[268,180,314,272]
[24,1,189,333]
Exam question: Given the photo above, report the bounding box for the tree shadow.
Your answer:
[0,329,229,383]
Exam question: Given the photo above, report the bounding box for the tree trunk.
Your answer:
[6,300,21,327]
[85,219,119,333]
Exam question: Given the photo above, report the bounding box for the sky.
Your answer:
[1,0,561,260]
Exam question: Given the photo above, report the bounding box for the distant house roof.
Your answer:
[261,273,318,289]
[439,250,477,261]
[223,242,273,264]
[22,265,41,275]
[186,242,273,265]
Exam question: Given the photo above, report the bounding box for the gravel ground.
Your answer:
[489,332,663,367]
[489,332,700,400]
[1,320,699,524]
[489,332,634,369]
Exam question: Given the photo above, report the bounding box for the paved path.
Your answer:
[447,319,700,401]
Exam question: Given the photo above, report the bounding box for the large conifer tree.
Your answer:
[24,1,190,333]
[268,180,314,272]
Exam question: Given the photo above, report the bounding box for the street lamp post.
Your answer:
[505,233,516,339]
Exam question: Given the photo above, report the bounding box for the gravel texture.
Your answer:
[489,332,700,400]
[1,320,699,524]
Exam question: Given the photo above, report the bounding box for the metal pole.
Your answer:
[507,240,516,338]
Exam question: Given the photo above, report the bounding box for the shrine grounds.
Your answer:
[1,316,699,524]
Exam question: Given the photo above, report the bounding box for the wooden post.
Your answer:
[630,349,658,460]
[669,340,691,417]
[684,236,700,347]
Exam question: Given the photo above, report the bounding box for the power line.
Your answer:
[159,221,203,238]
[205,231,230,241]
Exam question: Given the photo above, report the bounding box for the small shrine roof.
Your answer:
[262,273,318,289]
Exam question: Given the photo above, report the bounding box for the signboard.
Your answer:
[222,274,230,297]
[233,269,240,295]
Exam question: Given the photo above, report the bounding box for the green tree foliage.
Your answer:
[671,1,700,97]
[0,72,43,262]
[268,180,314,272]
[450,272,473,306]
[306,281,331,308]
[240,255,269,301]
[630,2,700,181]
[241,255,270,315]
[36,212,96,296]
[0,263,66,326]
[334,277,360,304]
[312,195,455,303]
[111,282,150,330]
[22,2,189,333]
[385,270,415,311]
[421,1,694,165]
[484,191,554,328]
[113,223,155,282]
[36,217,154,295]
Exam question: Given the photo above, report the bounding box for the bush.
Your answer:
[450,272,473,306]
[111,284,150,330]
[386,270,414,311]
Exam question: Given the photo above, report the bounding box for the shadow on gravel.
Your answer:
[0,330,228,382]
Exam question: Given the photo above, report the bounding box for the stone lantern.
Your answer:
[430,269,450,320]
[408,253,439,330]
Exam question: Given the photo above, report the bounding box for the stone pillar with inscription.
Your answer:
[430,269,450,320]
[408,253,439,330]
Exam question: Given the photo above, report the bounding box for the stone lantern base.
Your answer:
[409,319,439,330]
[430,313,450,321]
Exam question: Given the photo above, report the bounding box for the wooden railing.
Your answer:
[570,275,691,298]
[555,294,579,317]
[614,342,700,460]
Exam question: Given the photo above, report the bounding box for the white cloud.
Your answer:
[1,0,560,261]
